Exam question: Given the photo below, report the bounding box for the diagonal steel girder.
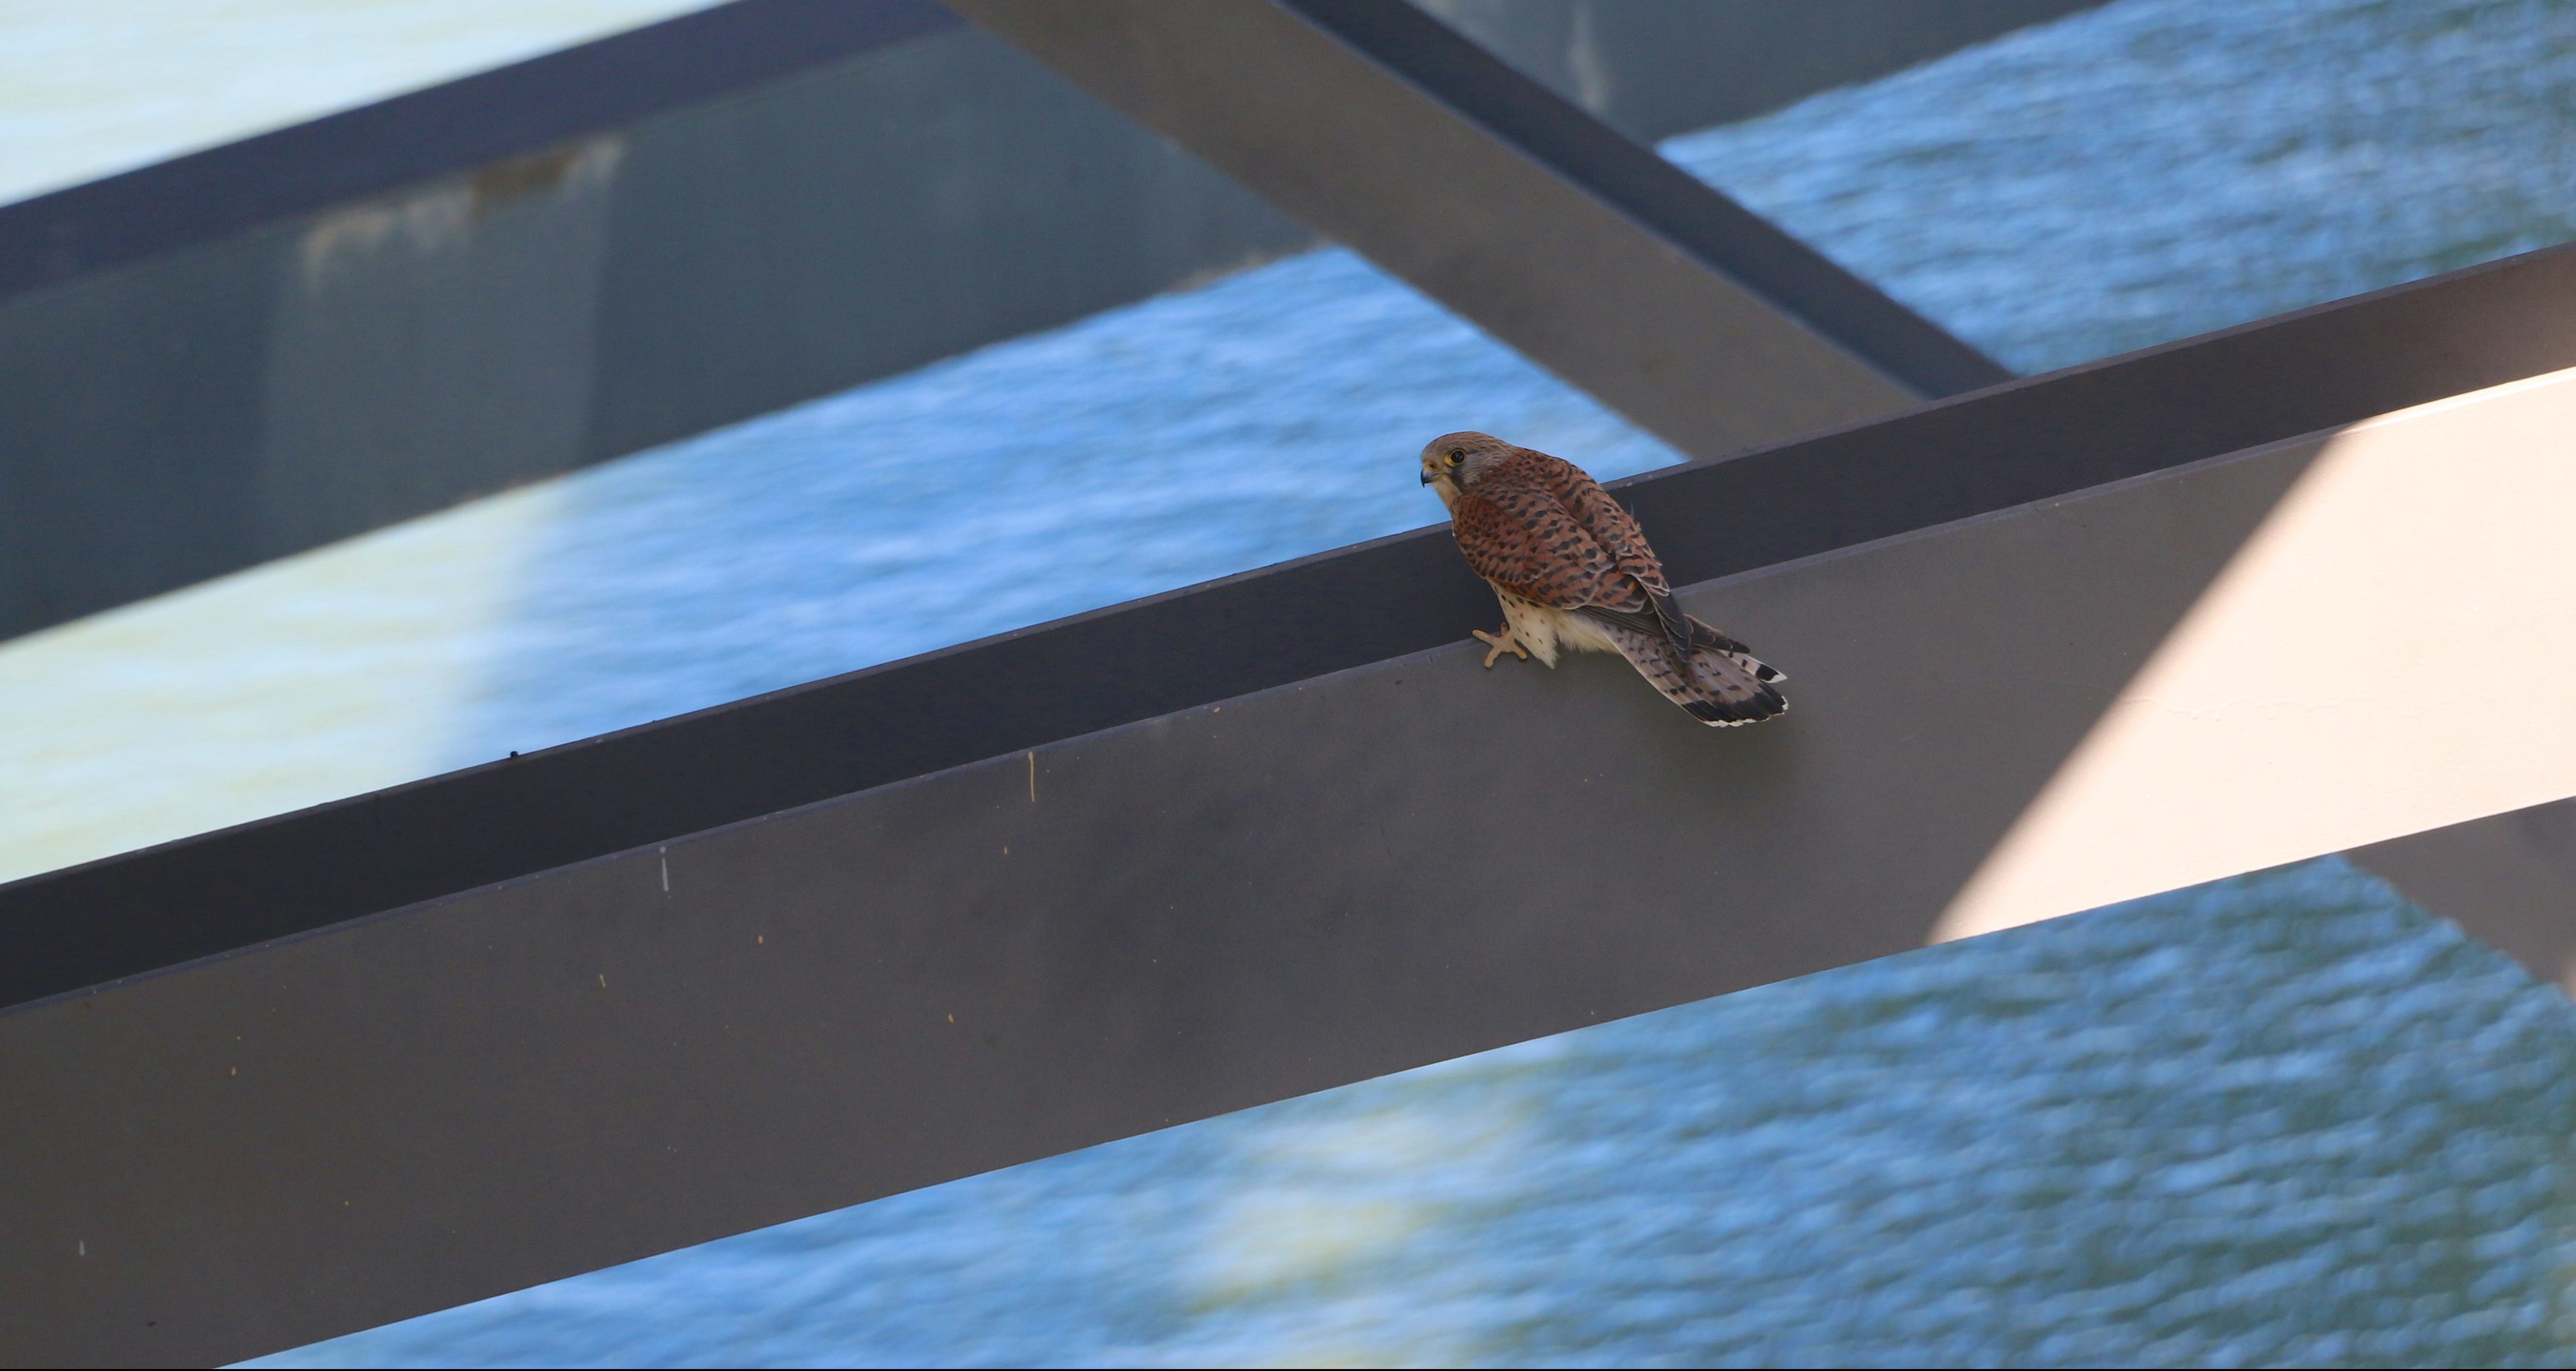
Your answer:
[5,244,2575,1368]
[943,0,2576,990]
[1,1,2086,647]
[945,0,2010,457]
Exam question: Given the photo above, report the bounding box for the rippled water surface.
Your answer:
[18,0,2576,1364]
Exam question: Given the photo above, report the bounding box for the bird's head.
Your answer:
[1419,431,1511,510]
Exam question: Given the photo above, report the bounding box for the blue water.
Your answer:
[255,0,2576,1364]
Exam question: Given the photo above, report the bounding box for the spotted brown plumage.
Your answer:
[1420,431,1786,726]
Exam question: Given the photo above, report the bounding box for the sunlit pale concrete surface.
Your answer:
[0,0,714,206]
[1935,369,2576,942]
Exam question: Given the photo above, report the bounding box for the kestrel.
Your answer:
[1420,431,1786,726]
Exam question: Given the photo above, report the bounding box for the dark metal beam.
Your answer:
[1420,0,2106,146]
[947,0,2007,458]
[0,0,2100,305]
[0,1,963,300]
[9,326,2575,1366]
[5,242,2573,1018]
[2351,798,2576,992]
[1,0,2082,645]
[0,5,1320,643]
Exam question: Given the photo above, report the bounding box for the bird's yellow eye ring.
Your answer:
[1444,450,1464,467]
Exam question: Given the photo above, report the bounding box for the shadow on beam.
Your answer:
[1923,370,2576,936]
[4,245,2576,1367]
[2353,798,2576,992]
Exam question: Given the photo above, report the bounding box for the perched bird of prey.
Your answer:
[1421,431,1786,726]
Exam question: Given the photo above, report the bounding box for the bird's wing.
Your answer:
[1504,449,1707,647]
[1452,474,1649,614]
[1521,451,1670,594]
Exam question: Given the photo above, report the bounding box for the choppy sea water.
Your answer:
[11,0,2565,1362]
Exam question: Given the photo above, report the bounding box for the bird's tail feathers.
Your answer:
[1682,613,1784,685]
[1586,611,1787,727]
[1677,641,1787,727]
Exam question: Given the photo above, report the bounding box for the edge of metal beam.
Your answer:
[6,239,2574,1015]
[1417,0,2107,146]
[2,0,2046,646]
[0,0,964,300]
[13,351,2576,1368]
[1282,0,2014,398]
[945,0,1982,457]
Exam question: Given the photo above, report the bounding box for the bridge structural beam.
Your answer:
[947,0,2010,457]
[952,0,2576,986]
[0,0,2063,643]
[5,243,2576,1367]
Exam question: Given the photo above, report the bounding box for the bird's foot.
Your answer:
[1472,627,1528,668]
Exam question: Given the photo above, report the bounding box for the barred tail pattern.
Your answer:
[1592,616,1788,727]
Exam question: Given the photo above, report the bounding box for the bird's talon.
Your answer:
[1472,628,1527,668]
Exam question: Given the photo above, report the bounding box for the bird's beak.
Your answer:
[1419,470,1432,485]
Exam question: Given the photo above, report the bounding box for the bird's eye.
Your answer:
[1444,450,1464,467]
